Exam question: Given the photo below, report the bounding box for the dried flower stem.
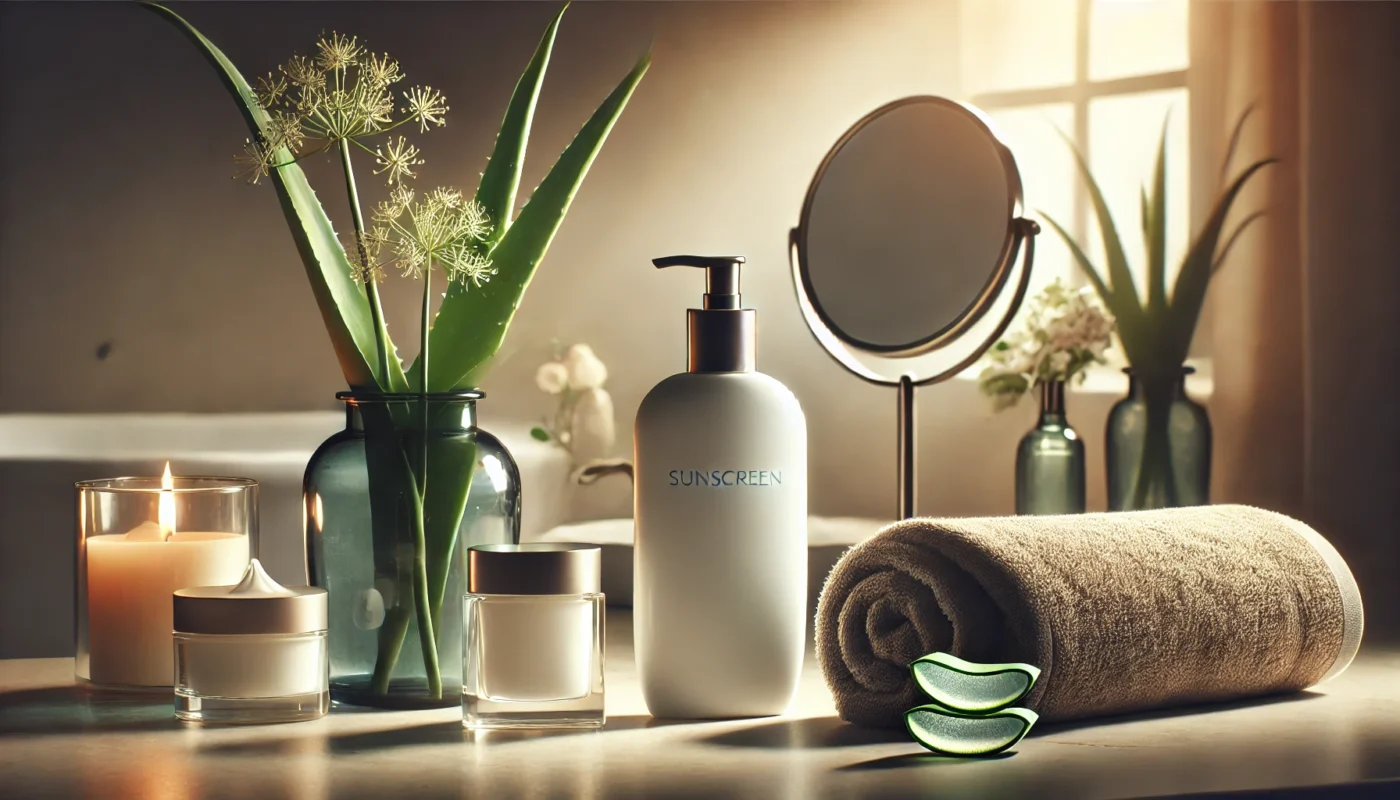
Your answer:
[341,137,437,700]
[338,139,392,383]
[412,261,439,699]
[405,460,441,699]
[416,258,433,541]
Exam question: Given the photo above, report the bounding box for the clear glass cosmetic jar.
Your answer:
[463,543,604,729]
[173,559,329,724]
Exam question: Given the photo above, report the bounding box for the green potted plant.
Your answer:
[144,2,648,706]
[1042,111,1274,510]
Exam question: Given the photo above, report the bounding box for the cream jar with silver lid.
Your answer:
[173,558,328,723]
[463,544,604,729]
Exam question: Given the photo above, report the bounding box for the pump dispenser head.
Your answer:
[654,255,756,373]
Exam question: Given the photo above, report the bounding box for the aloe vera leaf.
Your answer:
[418,50,651,391]
[904,705,1039,757]
[909,652,1040,713]
[402,455,441,699]
[476,3,566,244]
[142,2,407,393]
[1140,186,1152,250]
[1164,157,1277,365]
[360,402,418,694]
[1211,211,1266,274]
[357,402,473,696]
[1130,378,1181,508]
[1040,212,1147,364]
[410,5,570,628]
[1219,104,1257,187]
[1060,130,1143,324]
[423,434,478,637]
[1146,117,1169,315]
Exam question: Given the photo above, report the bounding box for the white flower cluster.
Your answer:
[533,344,615,461]
[979,279,1115,411]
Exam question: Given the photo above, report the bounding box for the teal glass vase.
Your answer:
[304,391,520,709]
[1015,380,1086,515]
[1105,368,1211,510]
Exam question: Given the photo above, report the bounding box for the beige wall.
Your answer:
[0,1,936,411]
[4,0,1080,522]
[5,1,1399,598]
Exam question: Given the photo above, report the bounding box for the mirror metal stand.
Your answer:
[889,218,1039,520]
[898,374,916,519]
[791,96,1036,520]
[793,216,1038,520]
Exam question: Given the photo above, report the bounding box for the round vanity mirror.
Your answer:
[799,98,1021,355]
[790,96,1038,518]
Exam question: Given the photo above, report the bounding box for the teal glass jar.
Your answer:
[1105,368,1211,510]
[304,391,520,709]
[1015,380,1086,515]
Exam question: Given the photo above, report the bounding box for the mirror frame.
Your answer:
[794,95,1025,358]
[790,95,1039,519]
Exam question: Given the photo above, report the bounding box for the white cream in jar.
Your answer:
[173,559,328,724]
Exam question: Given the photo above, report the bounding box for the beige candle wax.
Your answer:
[86,531,249,687]
[84,464,250,688]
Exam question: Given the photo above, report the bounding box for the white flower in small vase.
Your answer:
[977,278,1115,410]
[536,361,569,395]
[564,343,608,391]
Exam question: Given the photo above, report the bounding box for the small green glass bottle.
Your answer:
[1015,380,1086,515]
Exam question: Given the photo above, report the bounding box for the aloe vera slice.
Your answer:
[909,652,1040,713]
[904,705,1038,757]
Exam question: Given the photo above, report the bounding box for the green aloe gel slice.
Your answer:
[909,652,1041,713]
[904,705,1039,757]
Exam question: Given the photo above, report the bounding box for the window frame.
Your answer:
[968,0,1190,288]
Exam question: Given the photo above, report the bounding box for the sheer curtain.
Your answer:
[1192,0,1305,518]
[1195,0,1400,639]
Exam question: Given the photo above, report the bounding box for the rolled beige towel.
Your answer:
[816,505,1363,727]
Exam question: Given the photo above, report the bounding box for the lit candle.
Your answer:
[85,463,250,687]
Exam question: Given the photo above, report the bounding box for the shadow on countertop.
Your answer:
[0,684,179,737]
[1161,777,1400,799]
[197,713,687,757]
[1030,689,1325,737]
[700,715,906,749]
[836,751,1014,771]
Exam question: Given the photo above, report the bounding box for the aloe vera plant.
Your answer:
[1042,110,1275,509]
[144,1,648,701]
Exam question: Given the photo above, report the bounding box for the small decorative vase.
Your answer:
[1015,380,1086,515]
[1105,368,1211,511]
[304,391,520,709]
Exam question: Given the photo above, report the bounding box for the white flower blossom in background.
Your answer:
[564,343,608,390]
[535,361,569,395]
[978,279,1116,411]
[570,387,617,464]
[532,343,616,462]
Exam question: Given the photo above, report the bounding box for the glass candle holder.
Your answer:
[464,544,604,729]
[76,472,257,690]
[174,559,328,724]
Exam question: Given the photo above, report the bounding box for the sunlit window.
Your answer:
[960,0,1190,298]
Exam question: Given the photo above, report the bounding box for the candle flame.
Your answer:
[158,462,176,541]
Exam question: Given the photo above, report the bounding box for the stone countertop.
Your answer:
[3,612,1399,800]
